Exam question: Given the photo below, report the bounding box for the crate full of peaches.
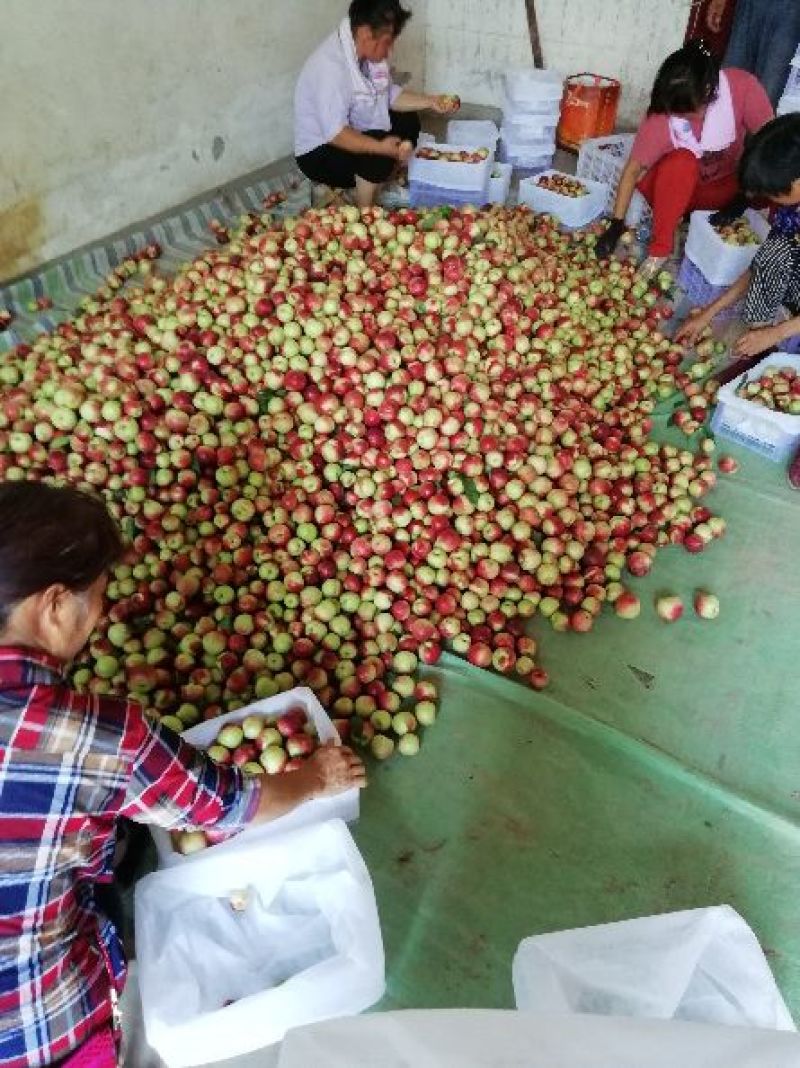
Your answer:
[151,688,360,865]
[408,141,493,192]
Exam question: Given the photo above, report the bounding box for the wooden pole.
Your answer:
[525,0,544,68]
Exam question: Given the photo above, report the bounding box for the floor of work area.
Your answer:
[3,117,799,1066]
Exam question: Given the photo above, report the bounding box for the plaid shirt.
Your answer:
[0,646,260,1068]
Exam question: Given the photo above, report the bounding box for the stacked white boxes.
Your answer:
[500,69,563,175]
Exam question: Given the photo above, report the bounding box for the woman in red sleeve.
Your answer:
[0,481,365,1068]
[595,41,773,276]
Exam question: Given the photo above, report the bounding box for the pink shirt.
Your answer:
[631,69,773,183]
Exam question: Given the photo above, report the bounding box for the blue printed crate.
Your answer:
[711,352,800,462]
[409,182,487,208]
[676,257,742,322]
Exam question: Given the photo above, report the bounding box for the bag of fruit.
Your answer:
[135,819,385,1067]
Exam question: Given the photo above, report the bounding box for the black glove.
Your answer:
[594,217,626,260]
[709,194,748,228]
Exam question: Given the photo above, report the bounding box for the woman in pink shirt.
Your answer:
[596,42,773,275]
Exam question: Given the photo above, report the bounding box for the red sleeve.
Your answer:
[119,703,261,831]
[726,68,774,133]
[631,113,674,171]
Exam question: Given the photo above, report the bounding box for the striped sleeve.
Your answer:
[743,233,800,325]
[119,710,261,831]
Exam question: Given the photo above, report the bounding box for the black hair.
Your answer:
[740,114,800,196]
[349,0,412,36]
[648,41,721,115]
[0,481,124,627]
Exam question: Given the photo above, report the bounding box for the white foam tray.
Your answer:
[150,686,359,867]
[408,142,494,191]
[712,351,800,462]
[518,169,608,228]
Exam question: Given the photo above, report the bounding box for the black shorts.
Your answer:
[296,110,422,189]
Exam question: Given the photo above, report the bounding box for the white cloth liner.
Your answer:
[135,820,385,1067]
[277,1010,800,1068]
[512,906,794,1032]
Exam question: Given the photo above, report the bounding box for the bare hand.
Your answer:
[301,743,366,798]
[734,323,785,357]
[706,0,727,33]
[382,135,405,159]
[431,93,461,115]
[675,307,712,346]
[397,139,415,164]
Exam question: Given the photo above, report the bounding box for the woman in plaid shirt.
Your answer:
[0,481,366,1067]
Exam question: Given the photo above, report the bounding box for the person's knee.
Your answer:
[658,148,701,181]
[354,157,395,184]
[390,110,422,143]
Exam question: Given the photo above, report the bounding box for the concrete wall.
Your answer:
[1,0,687,282]
[0,0,420,282]
[422,0,693,127]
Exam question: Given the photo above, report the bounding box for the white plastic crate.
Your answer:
[685,209,770,287]
[518,170,608,228]
[504,68,563,108]
[711,351,800,462]
[576,135,633,207]
[576,134,653,228]
[486,162,512,205]
[150,686,359,867]
[446,119,499,152]
[408,141,494,191]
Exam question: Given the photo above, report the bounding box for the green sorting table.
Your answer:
[354,438,800,1017]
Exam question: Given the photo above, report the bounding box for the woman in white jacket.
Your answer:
[294,0,459,207]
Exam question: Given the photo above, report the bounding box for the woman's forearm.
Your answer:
[612,159,646,221]
[775,314,800,341]
[330,126,396,156]
[392,89,435,112]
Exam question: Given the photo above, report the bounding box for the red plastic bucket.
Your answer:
[558,74,621,150]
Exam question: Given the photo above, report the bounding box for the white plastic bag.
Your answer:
[513,906,794,1031]
[277,1010,800,1068]
[135,820,385,1067]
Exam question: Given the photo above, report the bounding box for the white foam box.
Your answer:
[486,162,512,205]
[711,351,800,462]
[685,209,770,287]
[518,170,608,228]
[408,142,494,192]
[446,119,499,152]
[504,94,561,123]
[497,141,554,177]
[150,686,359,867]
[500,121,557,153]
[504,68,563,108]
